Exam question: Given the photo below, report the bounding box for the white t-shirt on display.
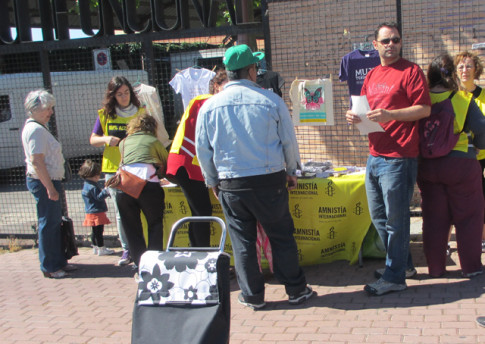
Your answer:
[169,67,215,110]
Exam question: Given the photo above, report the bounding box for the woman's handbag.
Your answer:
[62,160,72,182]
[61,216,79,260]
[105,168,147,199]
[105,139,159,199]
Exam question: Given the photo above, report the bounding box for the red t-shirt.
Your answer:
[361,58,431,158]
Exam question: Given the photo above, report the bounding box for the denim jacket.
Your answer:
[81,180,110,214]
[195,79,301,187]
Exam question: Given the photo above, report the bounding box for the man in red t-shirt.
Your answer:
[346,22,431,296]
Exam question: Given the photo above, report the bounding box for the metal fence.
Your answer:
[0,7,265,241]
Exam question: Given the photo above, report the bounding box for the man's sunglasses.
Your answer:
[378,37,401,45]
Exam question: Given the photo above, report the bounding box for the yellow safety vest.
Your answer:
[98,107,146,173]
[472,88,485,160]
[170,94,212,167]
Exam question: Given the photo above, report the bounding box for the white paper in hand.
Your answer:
[351,96,385,135]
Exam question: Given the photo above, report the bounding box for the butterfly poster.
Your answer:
[289,78,334,126]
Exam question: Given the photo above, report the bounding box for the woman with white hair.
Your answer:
[22,89,75,278]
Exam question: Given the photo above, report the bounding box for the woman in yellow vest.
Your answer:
[417,53,485,278]
[89,76,146,266]
[455,51,485,253]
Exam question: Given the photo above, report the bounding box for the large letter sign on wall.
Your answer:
[1,0,245,44]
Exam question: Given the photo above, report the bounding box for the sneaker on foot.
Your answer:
[462,269,483,278]
[118,250,132,265]
[364,278,407,296]
[446,243,452,256]
[92,246,98,255]
[43,269,67,279]
[482,240,485,253]
[237,293,266,310]
[288,285,315,305]
[98,247,115,256]
[374,267,417,279]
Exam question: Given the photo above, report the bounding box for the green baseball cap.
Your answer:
[223,44,265,71]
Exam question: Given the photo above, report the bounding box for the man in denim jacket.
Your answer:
[195,44,314,309]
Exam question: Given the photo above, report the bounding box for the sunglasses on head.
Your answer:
[378,37,401,45]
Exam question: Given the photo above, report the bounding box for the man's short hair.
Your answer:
[375,22,401,40]
[226,65,253,81]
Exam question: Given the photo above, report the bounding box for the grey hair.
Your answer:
[24,89,56,115]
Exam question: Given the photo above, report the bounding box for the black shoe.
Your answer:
[364,278,407,296]
[288,285,315,305]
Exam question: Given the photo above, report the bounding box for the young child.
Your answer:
[79,159,115,256]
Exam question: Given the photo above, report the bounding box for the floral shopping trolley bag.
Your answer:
[131,217,231,344]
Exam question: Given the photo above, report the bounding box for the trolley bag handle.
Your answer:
[166,216,227,253]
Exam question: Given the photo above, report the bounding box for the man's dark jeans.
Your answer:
[218,172,307,304]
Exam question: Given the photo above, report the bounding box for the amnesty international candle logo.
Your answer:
[325,180,335,197]
[327,226,336,240]
[292,204,303,218]
[178,201,188,215]
[352,201,365,216]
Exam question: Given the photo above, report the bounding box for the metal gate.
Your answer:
[0,0,267,241]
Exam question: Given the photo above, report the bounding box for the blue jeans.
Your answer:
[218,175,307,304]
[26,177,67,273]
[365,155,417,284]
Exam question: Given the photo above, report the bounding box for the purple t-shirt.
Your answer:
[92,117,103,136]
[339,49,380,106]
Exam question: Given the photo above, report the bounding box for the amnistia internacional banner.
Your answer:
[159,172,372,267]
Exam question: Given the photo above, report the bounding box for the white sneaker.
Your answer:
[98,247,115,256]
[92,246,98,255]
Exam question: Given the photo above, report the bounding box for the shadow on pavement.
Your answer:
[66,262,136,279]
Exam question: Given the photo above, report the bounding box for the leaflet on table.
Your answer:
[351,95,384,135]
[297,164,365,178]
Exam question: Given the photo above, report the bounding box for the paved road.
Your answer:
[1,238,484,344]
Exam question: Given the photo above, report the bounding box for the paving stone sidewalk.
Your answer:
[1,237,484,344]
